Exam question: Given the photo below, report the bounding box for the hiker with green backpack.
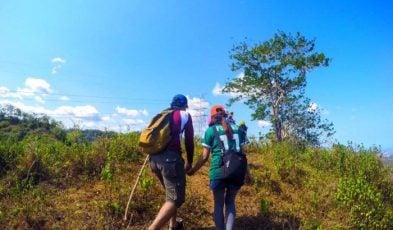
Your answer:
[142,94,194,230]
[187,105,252,230]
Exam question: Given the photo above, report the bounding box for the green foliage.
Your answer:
[110,202,121,216]
[328,144,393,229]
[301,219,322,230]
[1,107,393,229]
[224,31,333,145]
[260,198,270,216]
[101,161,113,181]
[108,133,140,162]
[139,168,155,193]
[272,142,308,186]
[0,104,66,141]
[336,177,393,229]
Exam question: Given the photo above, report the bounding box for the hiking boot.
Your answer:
[169,217,184,230]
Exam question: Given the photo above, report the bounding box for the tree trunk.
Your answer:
[272,105,283,142]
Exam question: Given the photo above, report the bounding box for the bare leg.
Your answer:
[168,209,177,228]
[148,201,177,230]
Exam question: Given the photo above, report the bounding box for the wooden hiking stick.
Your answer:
[123,155,149,221]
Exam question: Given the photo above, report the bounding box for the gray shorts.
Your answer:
[149,150,186,207]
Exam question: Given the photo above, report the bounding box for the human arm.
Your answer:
[184,113,194,169]
[187,147,210,176]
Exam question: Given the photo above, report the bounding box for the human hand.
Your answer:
[185,163,192,172]
[186,167,195,176]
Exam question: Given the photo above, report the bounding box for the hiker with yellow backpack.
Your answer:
[140,94,194,230]
[187,105,252,230]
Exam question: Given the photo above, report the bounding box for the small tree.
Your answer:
[223,31,334,145]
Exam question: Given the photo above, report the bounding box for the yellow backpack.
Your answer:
[139,109,173,155]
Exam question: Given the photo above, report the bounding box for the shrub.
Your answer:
[260,198,270,216]
[272,142,307,187]
[108,133,140,162]
[336,177,393,229]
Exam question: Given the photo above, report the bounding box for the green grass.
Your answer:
[0,128,392,229]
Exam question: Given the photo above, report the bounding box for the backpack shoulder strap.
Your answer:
[212,125,225,154]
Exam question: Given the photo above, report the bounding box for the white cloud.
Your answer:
[185,96,210,135]
[187,96,209,117]
[257,120,272,128]
[34,96,45,104]
[212,72,245,98]
[24,77,52,94]
[51,57,66,75]
[308,102,318,113]
[59,96,70,101]
[0,86,10,96]
[116,106,148,117]
[6,77,53,103]
[1,77,153,131]
[1,78,52,104]
[52,67,60,75]
[0,86,22,99]
[235,72,245,79]
[102,116,111,121]
[0,101,49,114]
[123,118,145,125]
[54,105,100,119]
[212,82,224,96]
[51,57,66,64]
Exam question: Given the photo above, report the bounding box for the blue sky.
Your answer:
[0,1,392,154]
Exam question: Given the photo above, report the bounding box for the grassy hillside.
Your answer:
[1,111,393,229]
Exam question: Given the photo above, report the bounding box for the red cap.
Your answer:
[210,105,225,117]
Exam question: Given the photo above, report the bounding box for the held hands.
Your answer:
[185,162,192,173]
[186,166,195,176]
[185,163,195,176]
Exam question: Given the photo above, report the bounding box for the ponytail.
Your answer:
[210,114,233,140]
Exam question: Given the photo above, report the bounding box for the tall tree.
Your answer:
[223,31,334,145]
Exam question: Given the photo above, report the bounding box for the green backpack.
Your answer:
[139,109,173,155]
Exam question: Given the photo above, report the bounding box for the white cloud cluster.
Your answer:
[60,96,70,101]
[116,106,148,117]
[51,57,66,75]
[23,77,52,94]
[1,77,151,132]
[212,82,224,96]
[307,102,330,116]
[1,77,52,104]
[212,73,245,98]
[0,86,9,95]
[0,99,150,132]
[123,118,145,125]
[52,57,66,64]
[54,105,100,119]
[257,120,272,128]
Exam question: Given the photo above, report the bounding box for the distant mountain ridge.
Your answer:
[383,154,393,164]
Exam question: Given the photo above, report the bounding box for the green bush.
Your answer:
[108,133,140,162]
[272,142,307,186]
[336,177,393,229]
[260,198,270,216]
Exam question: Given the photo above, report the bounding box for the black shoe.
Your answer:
[168,218,184,230]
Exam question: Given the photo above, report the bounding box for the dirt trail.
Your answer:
[43,156,263,229]
[183,154,262,229]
